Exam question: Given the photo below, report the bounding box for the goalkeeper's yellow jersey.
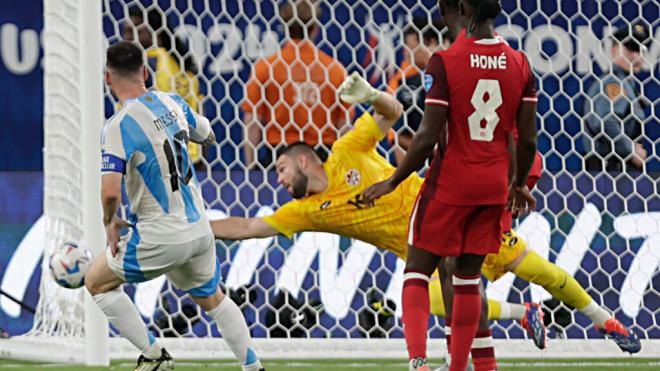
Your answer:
[262,112,423,259]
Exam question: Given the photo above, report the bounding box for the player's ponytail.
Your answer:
[466,0,501,31]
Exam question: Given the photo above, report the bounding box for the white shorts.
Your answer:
[107,230,220,297]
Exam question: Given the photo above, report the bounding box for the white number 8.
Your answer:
[468,79,502,142]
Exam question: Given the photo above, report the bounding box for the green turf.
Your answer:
[0,358,658,370]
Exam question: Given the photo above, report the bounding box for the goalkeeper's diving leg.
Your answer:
[509,246,641,353]
[431,272,547,355]
[429,274,528,322]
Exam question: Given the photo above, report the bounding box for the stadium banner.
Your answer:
[1,170,658,339]
[0,0,657,171]
[0,0,44,171]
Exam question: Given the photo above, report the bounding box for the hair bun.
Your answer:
[467,0,502,24]
[484,0,502,17]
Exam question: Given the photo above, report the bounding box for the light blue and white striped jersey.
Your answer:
[101,91,212,244]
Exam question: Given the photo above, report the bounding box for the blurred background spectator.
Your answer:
[242,0,353,168]
[123,5,205,168]
[582,24,651,172]
[388,17,444,164]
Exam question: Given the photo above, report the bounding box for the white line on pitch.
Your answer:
[498,362,660,368]
[119,361,660,369]
[1,361,659,369]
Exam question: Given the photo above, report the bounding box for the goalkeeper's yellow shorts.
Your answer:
[481,229,528,282]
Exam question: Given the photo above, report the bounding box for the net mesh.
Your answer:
[37,0,86,338]
[36,0,659,358]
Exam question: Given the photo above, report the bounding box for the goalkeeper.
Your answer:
[211,72,639,353]
[214,72,542,343]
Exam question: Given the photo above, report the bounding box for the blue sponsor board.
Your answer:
[0,170,658,340]
[0,0,43,170]
[0,172,43,334]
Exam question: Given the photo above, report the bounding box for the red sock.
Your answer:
[471,329,497,371]
[403,269,430,361]
[449,274,481,371]
[445,317,452,356]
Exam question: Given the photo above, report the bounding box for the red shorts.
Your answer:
[408,197,504,257]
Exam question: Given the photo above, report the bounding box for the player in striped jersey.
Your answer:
[84,41,265,371]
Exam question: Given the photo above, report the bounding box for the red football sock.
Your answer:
[403,269,430,361]
[445,317,452,356]
[449,274,481,371]
[471,329,497,371]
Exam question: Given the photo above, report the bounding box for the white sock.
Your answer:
[93,287,162,359]
[500,302,527,320]
[208,296,260,368]
[579,300,611,327]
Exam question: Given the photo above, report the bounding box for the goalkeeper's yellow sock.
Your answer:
[512,249,610,326]
[488,300,526,320]
[428,276,524,320]
[429,277,446,317]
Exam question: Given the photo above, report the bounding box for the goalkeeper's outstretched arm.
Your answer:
[338,72,403,135]
[211,216,278,240]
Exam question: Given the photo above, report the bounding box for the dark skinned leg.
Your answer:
[439,257,455,316]
[441,256,489,367]
[406,244,442,275]
[439,256,455,363]
[454,254,489,330]
[449,253,487,371]
[454,253,486,277]
[403,244,442,364]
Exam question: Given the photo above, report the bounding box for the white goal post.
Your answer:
[39,0,108,366]
[0,0,657,365]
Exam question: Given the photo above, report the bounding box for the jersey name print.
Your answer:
[423,32,538,206]
[101,91,212,244]
[469,53,507,69]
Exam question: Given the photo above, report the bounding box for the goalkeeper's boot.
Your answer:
[596,318,641,354]
[520,302,547,350]
[409,357,431,371]
[134,348,174,371]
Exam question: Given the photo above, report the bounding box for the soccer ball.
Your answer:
[49,242,92,289]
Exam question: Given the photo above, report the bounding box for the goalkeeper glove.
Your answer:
[338,71,379,105]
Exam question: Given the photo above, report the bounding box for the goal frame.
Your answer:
[79,0,109,366]
[1,0,658,366]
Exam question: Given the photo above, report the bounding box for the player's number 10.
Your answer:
[162,131,193,192]
[468,79,503,142]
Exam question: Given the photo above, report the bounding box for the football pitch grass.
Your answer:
[1,358,659,370]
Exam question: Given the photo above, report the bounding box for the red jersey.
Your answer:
[495,28,543,182]
[421,32,537,205]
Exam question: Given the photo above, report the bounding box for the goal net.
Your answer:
[20,0,660,364]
